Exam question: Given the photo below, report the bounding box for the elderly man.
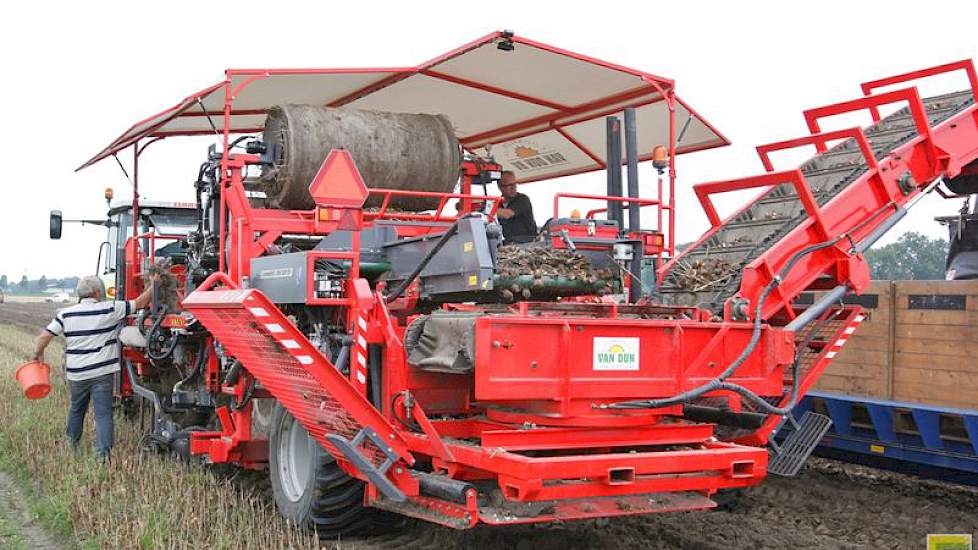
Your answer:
[32,275,154,458]
[495,171,537,242]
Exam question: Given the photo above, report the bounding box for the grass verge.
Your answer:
[0,324,326,549]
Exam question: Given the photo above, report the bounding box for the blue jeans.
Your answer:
[66,373,115,458]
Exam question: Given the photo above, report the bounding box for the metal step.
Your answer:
[768,411,833,476]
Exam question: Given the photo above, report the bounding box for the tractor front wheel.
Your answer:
[268,403,388,538]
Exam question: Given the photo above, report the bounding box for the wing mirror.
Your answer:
[50,210,63,240]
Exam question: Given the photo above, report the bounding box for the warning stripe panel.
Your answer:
[183,288,411,466]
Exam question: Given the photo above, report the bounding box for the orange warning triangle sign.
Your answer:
[307,149,369,208]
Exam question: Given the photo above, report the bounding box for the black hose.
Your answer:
[174,341,208,391]
[713,310,836,416]
[386,216,469,301]
[609,233,847,411]
[136,309,150,336]
[146,305,179,362]
[223,359,243,386]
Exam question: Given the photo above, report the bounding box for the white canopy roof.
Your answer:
[79,31,728,182]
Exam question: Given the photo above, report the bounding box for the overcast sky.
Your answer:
[3,1,976,280]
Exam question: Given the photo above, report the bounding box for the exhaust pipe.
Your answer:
[605,116,624,229]
[624,108,644,303]
[624,108,640,232]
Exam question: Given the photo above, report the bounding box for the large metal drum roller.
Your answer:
[260,105,461,210]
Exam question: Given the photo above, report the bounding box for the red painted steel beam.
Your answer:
[408,437,766,483]
[479,423,713,451]
[756,127,879,173]
[693,169,829,239]
[461,84,659,147]
[860,59,978,121]
[803,88,933,155]
[554,126,606,168]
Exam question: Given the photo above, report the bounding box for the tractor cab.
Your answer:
[105,200,197,300]
[50,197,197,300]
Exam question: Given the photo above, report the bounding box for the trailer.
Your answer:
[781,279,978,484]
[60,32,978,535]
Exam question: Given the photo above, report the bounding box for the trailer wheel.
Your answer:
[268,403,391,538]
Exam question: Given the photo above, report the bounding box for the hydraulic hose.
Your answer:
[703,178,946,415]
[173,342,208,394]
[608,233,847,411]
[385,215,470,302]
[146,305,180,362]
[712,310,835,416]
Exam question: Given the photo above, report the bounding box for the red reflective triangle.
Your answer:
[307,149,369,208]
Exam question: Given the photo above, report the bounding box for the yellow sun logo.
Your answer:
[608,344,624,353]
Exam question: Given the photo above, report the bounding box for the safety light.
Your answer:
[652,145,669,172]
[570,209,582,219]
[104,187,114,202]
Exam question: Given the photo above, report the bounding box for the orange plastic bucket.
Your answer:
[15,361,51,400]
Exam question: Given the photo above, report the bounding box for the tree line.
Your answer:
[863,231,948,280]
[0,275,81,295]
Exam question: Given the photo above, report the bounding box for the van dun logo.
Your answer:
[593,337,640,371]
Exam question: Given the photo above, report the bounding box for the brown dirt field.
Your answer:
[347,458,977,550]
[0,301,60,333]
[1,302,976,549]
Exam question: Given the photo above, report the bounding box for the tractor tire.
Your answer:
[268,403,393,538]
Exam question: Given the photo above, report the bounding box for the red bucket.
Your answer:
[15,361,51,400]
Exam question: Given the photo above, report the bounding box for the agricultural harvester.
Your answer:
[59,32,978,534]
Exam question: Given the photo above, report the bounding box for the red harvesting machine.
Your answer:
[64,31,978,534]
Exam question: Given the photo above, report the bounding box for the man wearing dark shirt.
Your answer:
[496,171,537,242]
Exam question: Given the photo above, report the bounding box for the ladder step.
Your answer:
[769,411,832,476]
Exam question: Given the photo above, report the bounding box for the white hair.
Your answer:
[75,276,105,299]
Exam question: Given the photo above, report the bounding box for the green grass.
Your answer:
[0,512,27,550]
[0,324,325,549]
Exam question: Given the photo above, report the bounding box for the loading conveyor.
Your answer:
[659,81,976,316]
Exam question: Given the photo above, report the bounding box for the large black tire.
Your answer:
[268,403,392,538]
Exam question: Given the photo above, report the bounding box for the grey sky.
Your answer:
[3,0,976,279]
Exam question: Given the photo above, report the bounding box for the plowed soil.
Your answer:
[348,458,977,550]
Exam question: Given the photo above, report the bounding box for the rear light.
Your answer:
[106,286,116,299]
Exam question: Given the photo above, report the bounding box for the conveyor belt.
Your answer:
[658,90,975,311]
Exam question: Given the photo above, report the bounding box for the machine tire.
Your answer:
[268,402,392,538]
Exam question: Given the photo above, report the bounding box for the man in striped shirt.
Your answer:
[32,275,155,458]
